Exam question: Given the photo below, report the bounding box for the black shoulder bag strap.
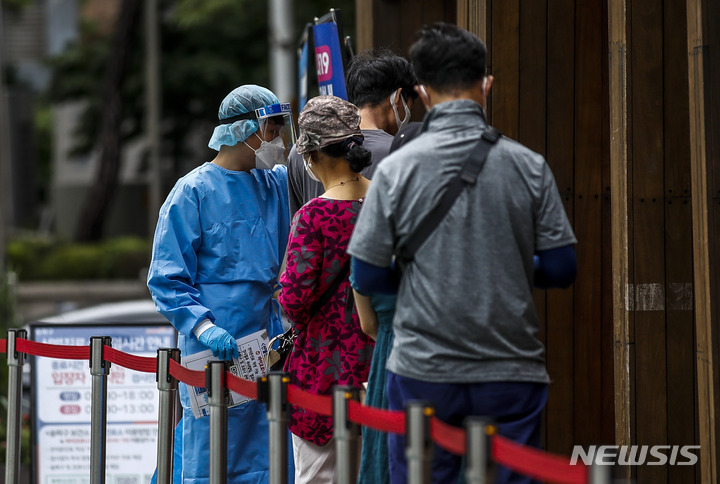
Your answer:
[395,126,502,270]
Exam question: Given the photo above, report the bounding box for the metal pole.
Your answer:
[207,361,228,484]
[90,336,112,484]
[5,329,26,484]
[268,0,295,102]
[588,462,612,484]
[144,0,162,237]
[258,372,290,484]
[156,348,180,484]
[464,417,496,484]
[334,386,360,484]
[406,401,433,484]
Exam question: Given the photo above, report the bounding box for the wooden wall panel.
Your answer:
[663,0,697,482]
[489,0,519,139]
[486,0,609,455]
[600,0,616,447]
[632,0,668,481]
[544,0,577,455]
[365,0,456,122]
[608,0,633,461]
[365,0,456,54]
[703,0,720,475]
[573,0,604,449]
[687,0,719,479]
[355,0,373,52]
[371,0,401,52]
[708,0,720,200]
[665,199,697,483]
[355,0,720,475]
[517,0,550,448]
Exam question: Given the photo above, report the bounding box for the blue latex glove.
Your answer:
[198,326,239,360]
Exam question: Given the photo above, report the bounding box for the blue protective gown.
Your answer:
[147,161,293,483]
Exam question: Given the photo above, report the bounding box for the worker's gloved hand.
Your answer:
[198,326,238,360]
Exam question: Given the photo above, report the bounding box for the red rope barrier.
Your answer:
[492,435,588,484]
[431,417,467,456]
[1,335,590,482]
[104,346,157,373]
[169,358,205,388]
[17,338,89,360]
[287,385,333,416]
[226,373,257,400]
[348,400,405,435]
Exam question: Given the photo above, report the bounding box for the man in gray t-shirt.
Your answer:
[287,49,417,217]
[348,23,576,484]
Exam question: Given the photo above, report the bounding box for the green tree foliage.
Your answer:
[2,0,32,11]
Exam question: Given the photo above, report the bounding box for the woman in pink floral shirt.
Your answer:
[279,95,375,482]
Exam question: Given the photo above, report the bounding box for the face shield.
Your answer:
[249,102,297,148]
[213,102,296,151]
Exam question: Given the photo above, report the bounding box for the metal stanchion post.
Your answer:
[90,336,112,484]
[207,361,228,484]
[588,462,612,484]
[406,401,434,484]
[5,329,27,484]
[334,386,360,484]
[258,372,290,484]
[156,348,180,484]
[464,417,496,484]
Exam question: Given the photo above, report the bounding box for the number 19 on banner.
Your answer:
[312,21,347,99]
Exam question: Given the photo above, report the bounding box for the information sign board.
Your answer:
[31,323,176,484]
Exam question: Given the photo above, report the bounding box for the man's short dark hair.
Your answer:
[345,49,418,107]
[410,22,486,92]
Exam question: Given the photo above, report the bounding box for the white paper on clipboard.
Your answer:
[181,328,270,419]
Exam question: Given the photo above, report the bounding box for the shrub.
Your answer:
[6,236,151,281]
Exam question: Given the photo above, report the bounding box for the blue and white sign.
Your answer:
[298,39,309,111]
[312,21,347,99]
[31,323,176,484]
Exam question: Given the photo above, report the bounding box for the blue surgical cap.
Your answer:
[208,85,280,151]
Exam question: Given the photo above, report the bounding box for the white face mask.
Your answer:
[482,77,488,113]
[303,154,321,182]
[245,133,286,170]
[390,89,411,132]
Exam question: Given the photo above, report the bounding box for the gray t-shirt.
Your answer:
[347,100,577,384]
[287,129,394,217]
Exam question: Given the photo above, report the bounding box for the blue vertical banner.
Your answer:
[312,21,348,99]
[298,40,309,111]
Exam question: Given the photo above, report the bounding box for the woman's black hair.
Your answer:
[320,136,372,173]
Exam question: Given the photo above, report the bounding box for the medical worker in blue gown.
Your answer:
[147,84,295,483]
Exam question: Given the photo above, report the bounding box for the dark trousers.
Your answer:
[386,372,548,484]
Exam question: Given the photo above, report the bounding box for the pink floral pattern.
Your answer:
[279,197,374,446]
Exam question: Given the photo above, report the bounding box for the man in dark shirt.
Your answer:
[287,49,417,216]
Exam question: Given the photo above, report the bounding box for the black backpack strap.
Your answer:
[395,126,501,269]
[308,258,351,318]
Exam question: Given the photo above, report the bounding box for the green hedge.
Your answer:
[6,236,151,281]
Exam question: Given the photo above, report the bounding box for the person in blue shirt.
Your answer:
[147,84,294,483]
